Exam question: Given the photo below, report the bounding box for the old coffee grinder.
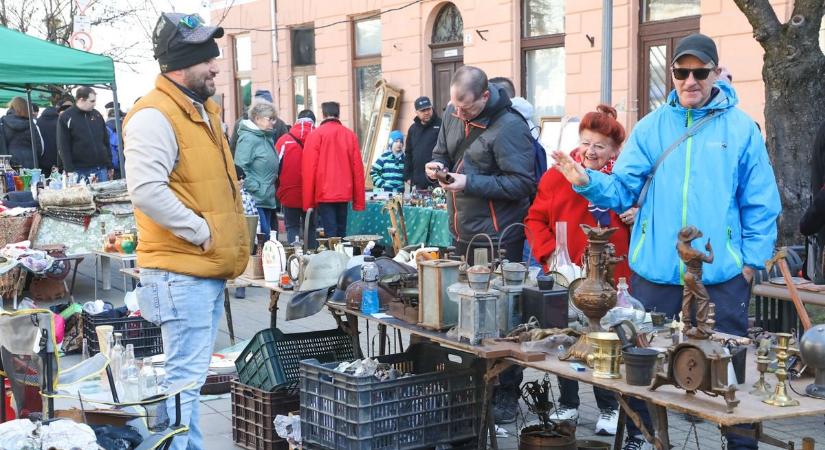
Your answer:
[650,226,739,413]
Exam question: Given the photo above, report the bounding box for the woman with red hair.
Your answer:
[525,104,636,435]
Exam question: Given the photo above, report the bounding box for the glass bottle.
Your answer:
[601,277,646,329]
[110,333,124,384]
[547,221,581,284]
[360,256,380,314]
[139,357,158,399]
[121,344,139,402]
[82,338,90,361]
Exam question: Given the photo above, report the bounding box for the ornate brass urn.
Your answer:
[573,224,619,331]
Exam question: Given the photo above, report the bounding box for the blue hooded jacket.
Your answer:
[575,81,781,285]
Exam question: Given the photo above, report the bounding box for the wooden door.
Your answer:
[433,60,461,115]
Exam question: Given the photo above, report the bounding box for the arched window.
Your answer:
[432,4,463,44]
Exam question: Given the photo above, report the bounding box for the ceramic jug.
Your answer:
[262,231,287,282]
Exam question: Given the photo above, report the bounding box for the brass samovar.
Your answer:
[561,225,620,362]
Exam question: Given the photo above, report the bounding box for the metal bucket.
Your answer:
[519,425,577,450]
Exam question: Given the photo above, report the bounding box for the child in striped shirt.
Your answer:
[370,130,406,193]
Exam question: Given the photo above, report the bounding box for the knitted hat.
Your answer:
[388,130,404,145]
[153,13,224,73]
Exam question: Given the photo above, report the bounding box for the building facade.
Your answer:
[211,0,799,144]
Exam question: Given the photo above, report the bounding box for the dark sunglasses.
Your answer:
[672,67,715,81]
[179,14,203,29]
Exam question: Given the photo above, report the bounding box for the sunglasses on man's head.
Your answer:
[178,14,203,29]
[672,67,715,81]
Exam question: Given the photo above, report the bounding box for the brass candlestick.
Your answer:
[750,353,773,398]
[764,333,800,407]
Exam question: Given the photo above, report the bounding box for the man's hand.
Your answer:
[619,207,638,225]
[425,161,444,180]
[550,150,589,186]
[441,173,466,192]
[201,236,213,252]
[742,265,755,284]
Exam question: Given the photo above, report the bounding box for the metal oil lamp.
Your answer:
[454,234,501,345]
[491,223,531,333]
[418,258,462,330]
[561,225,620,361]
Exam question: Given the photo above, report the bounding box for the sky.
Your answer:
[81,0,211,111]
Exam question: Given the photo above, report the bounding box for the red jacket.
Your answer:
[525,168,631,284]
[302,118,366,211]
[276,120,314,209]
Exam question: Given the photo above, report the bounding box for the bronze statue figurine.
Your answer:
[676,226,714,339]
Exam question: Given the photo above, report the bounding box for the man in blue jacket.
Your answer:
[553,33,780,450]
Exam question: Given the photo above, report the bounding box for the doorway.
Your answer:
[430,3,463,115]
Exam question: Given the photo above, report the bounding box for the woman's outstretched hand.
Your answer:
[550,150,589,186]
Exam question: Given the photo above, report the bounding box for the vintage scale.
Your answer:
[452,234,501,345]
[560,225,621,367]
[649,226,739,413]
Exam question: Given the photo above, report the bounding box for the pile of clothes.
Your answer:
[90,179,132,216]
[38,185,96,225]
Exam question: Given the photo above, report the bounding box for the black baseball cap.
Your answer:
[153,13,224,72]
[414,96,433,111]
[672,33,718,66]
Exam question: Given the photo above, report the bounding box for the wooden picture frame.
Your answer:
[360,80,402,190]
[538,116,581,155]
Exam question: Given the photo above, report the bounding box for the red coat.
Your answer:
[276,120,314,209]
[302,118,366,211]
[525,168,632,283]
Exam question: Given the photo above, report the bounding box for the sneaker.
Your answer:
[622,435,653,450]
[548,404,579,422]
[595,407,619,435]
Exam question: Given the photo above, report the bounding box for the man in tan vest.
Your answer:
[124,13,248,449]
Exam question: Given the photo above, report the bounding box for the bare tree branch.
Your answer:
[732,0,782,46]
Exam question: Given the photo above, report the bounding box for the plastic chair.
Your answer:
[0,309,192,450]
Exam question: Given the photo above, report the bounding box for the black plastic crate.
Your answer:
[300,343,484,450]
[82,310,163,358]
[235,327,356,392]
[231,379,299,450]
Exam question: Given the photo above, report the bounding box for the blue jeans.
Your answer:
[625,273,756,450]
[257,207,275,244]
[317,202,348,238]
[136,269,226,450]
[75,166,109,183]
[283,207,317,249]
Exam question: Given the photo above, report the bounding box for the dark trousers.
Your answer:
[283,206,317,249]
[625,273,756,450]
[456,236,526,394]
[257,207,275,244]
[317,202,348,239]
[558,376,618,410]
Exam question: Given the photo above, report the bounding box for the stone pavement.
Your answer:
[41,257,825,449]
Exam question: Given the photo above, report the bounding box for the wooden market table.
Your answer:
[234,275,288,330]
[122,267,248,346]
[325,302,825,450]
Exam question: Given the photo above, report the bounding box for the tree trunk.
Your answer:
[734,0,825,246]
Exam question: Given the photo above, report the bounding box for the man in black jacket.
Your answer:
[57,86,113,181]
[425,66,534,425]
[37,95,73,172]
[404,96,440,190]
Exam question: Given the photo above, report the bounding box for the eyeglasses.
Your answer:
[179,14,203,29]
[672,67,715,81]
